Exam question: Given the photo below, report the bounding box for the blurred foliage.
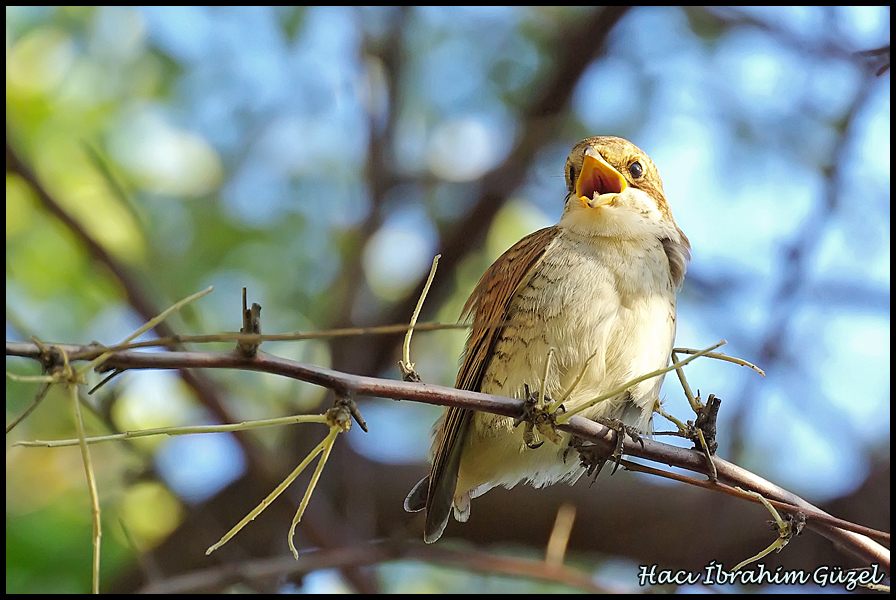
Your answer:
[6,5,889,594]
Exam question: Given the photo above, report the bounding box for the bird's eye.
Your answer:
[567,164,576,185]
[629,161,644,179]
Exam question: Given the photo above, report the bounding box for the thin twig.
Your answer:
[14,413,329,448]
[288,424,342,559]
[537,348,555,409]
[10,322,473,365]
[731,487,804,572]
[612,458,887,544]
[671,350,702,413]
[672,347,766,377]
[559,341,726,422]
[653,403,690,434]
[399,254,441,381]
[80,287,214,376]
[697,427,719,482]
[5,381,51,434]
[66,352,102,594]
[205,424,339,556]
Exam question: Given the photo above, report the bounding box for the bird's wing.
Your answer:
[424,225,561,542]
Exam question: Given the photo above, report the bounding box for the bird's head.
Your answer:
[561,136,685,245]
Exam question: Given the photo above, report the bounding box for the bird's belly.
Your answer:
[458,236,676,494]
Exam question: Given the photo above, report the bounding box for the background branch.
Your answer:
[328,6,632,378]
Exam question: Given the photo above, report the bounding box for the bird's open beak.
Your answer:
[576,147,627,208]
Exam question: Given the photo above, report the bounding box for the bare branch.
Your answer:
[8,339,889,569]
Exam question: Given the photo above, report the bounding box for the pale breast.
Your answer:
[459,230,677,493]
[483,230,676,418]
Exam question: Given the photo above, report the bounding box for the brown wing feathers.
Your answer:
[423,226,559,542]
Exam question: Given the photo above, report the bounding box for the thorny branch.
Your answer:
[7,339,890,571]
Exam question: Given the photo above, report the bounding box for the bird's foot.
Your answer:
[514,384,565,449]
[596,416,645,460]
[567,418,645,484]
[566,436,609,484]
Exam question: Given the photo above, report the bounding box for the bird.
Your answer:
[404,136,690,543]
